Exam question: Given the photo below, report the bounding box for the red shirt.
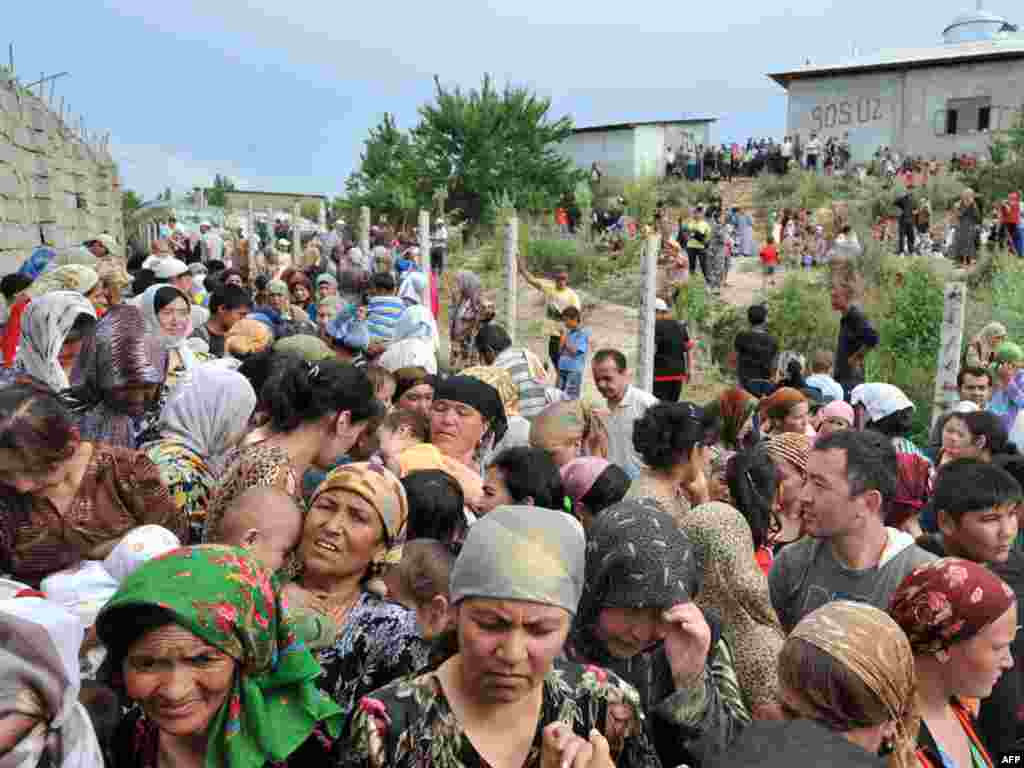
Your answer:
[1008,193,1021,225]
[759,244,779,266]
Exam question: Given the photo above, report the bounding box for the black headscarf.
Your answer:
[432,374,508,444]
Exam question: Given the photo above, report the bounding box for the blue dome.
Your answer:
[943,8,1012,43]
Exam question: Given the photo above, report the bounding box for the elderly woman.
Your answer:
[143,366,257,542]
[64,305,168,449]
[1,291,96,391]
[626,402,714,523]
[0,384,184,585]
[530,400,610,467]
[283,463,429,714]
[462,364,530,455]
[263,279,318,337]
[96,546,343,768]
[566,501,749,767]
[205,358,380,544]
[429,374,508,472]
[759,387,811,437]
[316,296,346,339]
[140,284,200,392]
[965,321,1007,369]
[0,597,105,768]
[890,558,1016,768]
[342,504,661,768]
[378,304,439,374]
[679,501,786,721]
[448,271,492,371]
[560,457,631,531]
[717,602,917,768]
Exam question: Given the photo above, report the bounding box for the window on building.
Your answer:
[945,97,992,134]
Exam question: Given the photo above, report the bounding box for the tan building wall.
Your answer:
[223,190,326,213]
[0,78,122,273]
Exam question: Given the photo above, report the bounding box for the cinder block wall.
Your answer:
[0,78,123,274]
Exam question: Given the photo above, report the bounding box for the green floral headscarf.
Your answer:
[97,545,342,768]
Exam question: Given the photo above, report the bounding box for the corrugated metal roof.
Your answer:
[571,117,717,135]
[768,34,1024,87]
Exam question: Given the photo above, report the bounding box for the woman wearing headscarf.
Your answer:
[566,501,749,767]
[377,304,439,374]
[0,384,184,585]
[560,456,631,531]
[283,463,430,714]
[316,296,346,339]
[965,322,1007,369]
[988,340,1024,432]
[392,366,434,417]
[759,386,812,437]
[717,601,917,768]
[139,283,202,394]
[678,501,786,721]
[261,279,318,338]
[449,271,491,372]
[851,382,930,461]
[143,366,257,542]
[65,305,168,449]
[2,291,96,391]
[530,399,610,467]
[890,558,1017,768]
[342,504,661,768]
[953,188,980,267]
[226,317,274,359]
[0,597,105,768]
[462,364,531,456]
[705,387,758,453]
[429,374,508,473]
[757,433,811,555]
[96,546,343,768]
[205,358,380,545]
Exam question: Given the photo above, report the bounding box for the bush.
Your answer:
[959,162,1024,211]
[763,272,839,361]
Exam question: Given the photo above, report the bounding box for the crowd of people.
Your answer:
[0,213,1022,768]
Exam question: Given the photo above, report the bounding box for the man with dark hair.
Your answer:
[190,285,252,357]
[916,458,1024,757]
[927,366,994,454]
[591,348,657,480]
[733,304,778,397]
[769,429,935,632]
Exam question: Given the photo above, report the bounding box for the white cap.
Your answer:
[153,258,189,280]
[200,220,211,228]
[654,298,670,312]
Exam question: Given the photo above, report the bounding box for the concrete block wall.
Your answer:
[0,78,122,274]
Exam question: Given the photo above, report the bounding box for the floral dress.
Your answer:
[316,592,431,716]
[341,659,662,768]
[144,438,213,544]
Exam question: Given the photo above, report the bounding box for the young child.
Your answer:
[383,538,455,643]
[366,271,404,343]
[557,306,590,400]
[376,408,431,475]
[759,237,779,289]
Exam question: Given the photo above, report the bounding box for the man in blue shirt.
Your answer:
[557,306,590,400]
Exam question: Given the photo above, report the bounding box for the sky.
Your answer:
[6,0,1018,201]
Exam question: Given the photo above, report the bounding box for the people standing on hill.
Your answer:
[952,188,981,267]
[830,248,879,399]
[734,305,778,398]
[518,257,581,372]
[653,298,693,403]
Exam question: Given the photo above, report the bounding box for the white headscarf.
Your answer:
[102,525,181,583]
[0,598,105,768]
[139,284,197,370]
[398,271,429,306]
[158,364,257,458]
[15,291,96,391]
[850,382,915,424]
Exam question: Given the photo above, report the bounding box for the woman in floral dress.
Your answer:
[342,505,662,768]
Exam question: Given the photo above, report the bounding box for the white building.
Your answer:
[767,5,1024,164]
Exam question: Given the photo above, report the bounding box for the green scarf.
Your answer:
[98,545,342,768]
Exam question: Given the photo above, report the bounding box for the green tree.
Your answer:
[412,74,579,229]
[122,189,142,219]
[344,113,420,215]
[206,174,237,207]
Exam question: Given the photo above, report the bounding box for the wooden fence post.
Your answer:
[504,214,518,343]
[931,282,967,428]
[636,233,660,393]
[359,206,371,255]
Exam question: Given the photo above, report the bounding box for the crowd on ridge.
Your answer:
[0,197,1023,768]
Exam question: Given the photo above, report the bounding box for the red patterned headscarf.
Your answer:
[890,557,1015,660]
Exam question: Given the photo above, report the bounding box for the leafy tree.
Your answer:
[300,200,322,222]
[345,113,421,215]
[122,189,142,218]
[412,75,579,228]
[206,175,237,207]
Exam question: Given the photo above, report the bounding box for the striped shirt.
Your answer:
[366,296,405,343]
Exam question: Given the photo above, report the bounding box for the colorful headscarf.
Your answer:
[759,386,807,422]
[14,291,96,392]
[885,453,933,529]
[760,432,811,475]
[786,601,918,768]
[450,504,585,615]
[707,387,757,450]
[159,365,257,459]
[0,598,105,768]
[226,318,274,357]
[18,246,57,280]
[273,334,333,362]
[560,457,613,515]
[310,463,408,564]
[450,271,483,340]
[25,265,99,298]
[96,546,342,768]
[573,500,698,644]
[680,501,785,711]
[890,557,1015,660]
[462,364,520,417]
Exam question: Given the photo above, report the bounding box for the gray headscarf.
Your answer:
[449,505,585,615]
[157,364,257,458]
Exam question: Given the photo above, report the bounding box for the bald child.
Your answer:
[211,486,304,573]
